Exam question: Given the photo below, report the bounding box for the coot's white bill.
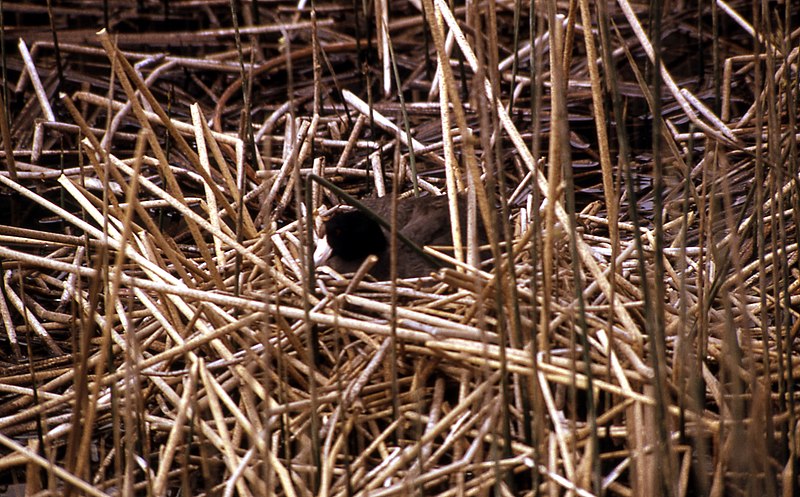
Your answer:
[314,235,333,265]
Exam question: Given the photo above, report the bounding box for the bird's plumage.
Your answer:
[315,194,488,279]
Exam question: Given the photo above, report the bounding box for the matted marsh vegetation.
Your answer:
[0,0,798,495]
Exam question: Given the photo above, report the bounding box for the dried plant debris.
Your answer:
[0,0,798,495]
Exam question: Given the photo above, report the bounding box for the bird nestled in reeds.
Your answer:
[314,194,489,279]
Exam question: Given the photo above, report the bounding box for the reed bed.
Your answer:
[0,0,797,495]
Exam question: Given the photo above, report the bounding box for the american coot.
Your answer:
[314,194,487,279]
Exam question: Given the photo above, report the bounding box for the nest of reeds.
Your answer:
[1,0,799,495]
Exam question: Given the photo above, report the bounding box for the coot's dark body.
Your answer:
[316,195,487,279]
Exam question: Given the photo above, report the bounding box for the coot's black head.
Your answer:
[323,210,387,261]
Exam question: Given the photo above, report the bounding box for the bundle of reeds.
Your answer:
[0,1,797,495]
